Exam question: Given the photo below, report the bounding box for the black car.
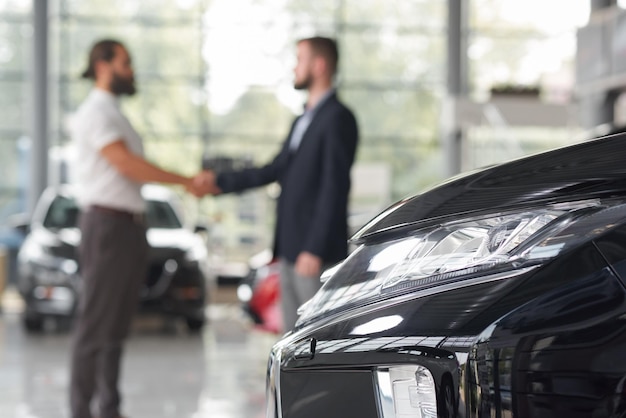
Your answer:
[266,133,626,418]
[16,184,211,332]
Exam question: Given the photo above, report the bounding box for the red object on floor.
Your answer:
[249,263,282,334]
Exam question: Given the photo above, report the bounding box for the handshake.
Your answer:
[185,170,222,198]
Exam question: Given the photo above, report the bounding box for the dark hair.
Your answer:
[81,39,125,80]
[298,36,339,75]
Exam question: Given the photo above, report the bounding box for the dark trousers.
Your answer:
[70,209,148,418]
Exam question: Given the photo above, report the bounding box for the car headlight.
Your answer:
[60,259,78,275]
[297,199,622,326]
[376,365,437,418]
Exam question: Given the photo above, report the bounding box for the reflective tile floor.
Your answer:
[0,287,280,418]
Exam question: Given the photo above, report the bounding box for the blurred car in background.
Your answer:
[266,133,626,418]
[237,213,376,334]
[16,184,211,332]
[237,249,282,333]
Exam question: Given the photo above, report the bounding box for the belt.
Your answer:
[89,205,145,224]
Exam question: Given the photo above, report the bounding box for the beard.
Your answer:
[294,73,312,90]
[110,72,137,96]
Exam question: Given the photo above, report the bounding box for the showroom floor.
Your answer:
[0,286,280,418]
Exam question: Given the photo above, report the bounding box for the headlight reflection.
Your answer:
[297,200,610,327]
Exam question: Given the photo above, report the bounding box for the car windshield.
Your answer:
[145,200,182,229]
[42,196,182,229]
[43,196,79,229]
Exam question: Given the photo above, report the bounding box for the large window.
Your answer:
[0,0,590,266]
[0,1,31,221]
[465,0,589,170]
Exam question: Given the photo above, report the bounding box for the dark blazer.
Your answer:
[216,92,359,264]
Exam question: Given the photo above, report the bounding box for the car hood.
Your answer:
[354,134,626,241]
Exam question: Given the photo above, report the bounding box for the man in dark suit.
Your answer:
[202,36,359,331]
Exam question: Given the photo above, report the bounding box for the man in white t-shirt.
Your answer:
[69,39,216,418]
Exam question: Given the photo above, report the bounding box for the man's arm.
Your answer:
[214,141,290,194]
[192,142,291,197]
[100,140,214,196]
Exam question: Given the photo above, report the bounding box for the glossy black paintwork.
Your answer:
[272,242,626,417]
[595,224,626,286]
[269,134,626,418]
[469,262,626,417]
[355,134,626,241]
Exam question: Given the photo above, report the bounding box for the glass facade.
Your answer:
[464,0,589,170]
[0,1,31,220]
[0,0,589,266]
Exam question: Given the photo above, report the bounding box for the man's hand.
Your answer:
[295,251,322,277]
[187,170,221,197]
[99,141,221,198]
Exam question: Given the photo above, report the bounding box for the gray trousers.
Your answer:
[70,209,148,418]
[278,259,323,332]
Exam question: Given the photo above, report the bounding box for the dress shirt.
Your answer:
[71,88,146,213]
[289,89,335,151]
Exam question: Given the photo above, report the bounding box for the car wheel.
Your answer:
[439,378,457,418]
[23,312,44,333]
[186,317,205,332]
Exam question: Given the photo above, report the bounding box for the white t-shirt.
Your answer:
[71,88,146,212]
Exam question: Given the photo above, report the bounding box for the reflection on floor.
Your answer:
[0,287,280,418]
